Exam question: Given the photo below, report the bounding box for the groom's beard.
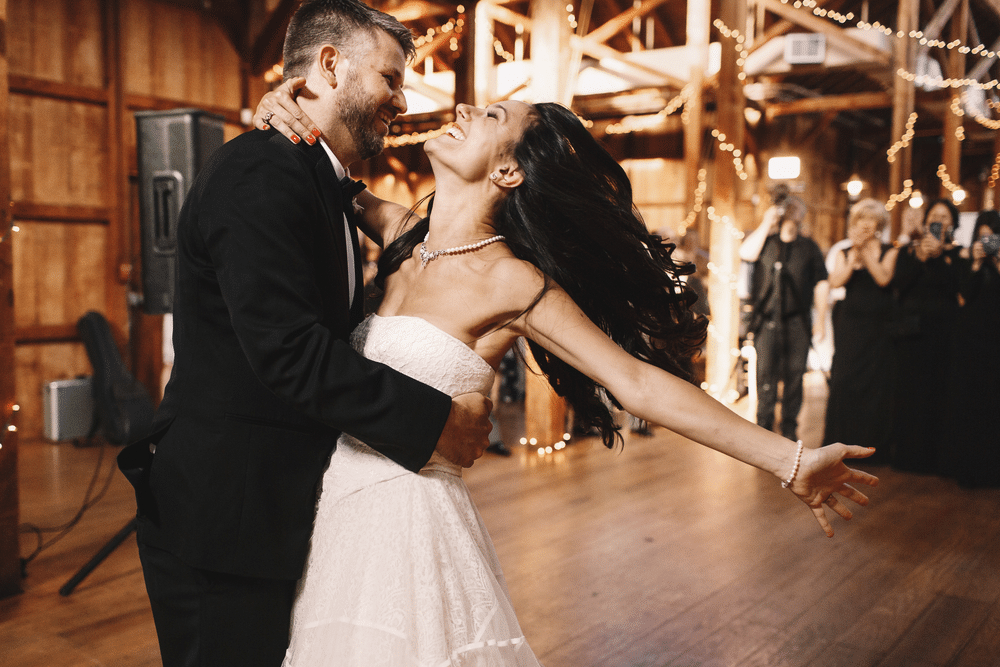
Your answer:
[339,79,386,161]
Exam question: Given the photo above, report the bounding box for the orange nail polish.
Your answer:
[312,128,322,138]
[305,134,315,145]
[291,135,300,144]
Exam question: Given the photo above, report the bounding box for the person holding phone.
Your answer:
[944,210,1000,487]
[888,198,967,474]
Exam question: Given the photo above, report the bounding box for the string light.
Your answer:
[936,164,965,196]
[713,19,749,81]
[0,404,19,452]
[413,15,464,50]
[897,67,999,90]
[774,1,1000,88]
[0,220,18,245]
[523,434,570,457]
[710,129,749,180]
[887,112,918,163]
[604,85,691,135]
[886,179,914,211]
[385,126,449,148]
[679,169,708,234]
[988,153,1000,188]
[494,39,515,62]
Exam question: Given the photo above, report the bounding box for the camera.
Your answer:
[771,185,790,220]
[981,233,1000,257]
[928,221,944,240]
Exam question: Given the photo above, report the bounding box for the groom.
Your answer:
[118,1,492,666]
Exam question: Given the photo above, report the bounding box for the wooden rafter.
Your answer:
[762,0,890,66]
[749,0,849,56]
[918,0,963,53]
[384,0,453,23]
[764,91,891,120]
[250,0,299,75]
[583,0,672,46]
[484,3,687,90]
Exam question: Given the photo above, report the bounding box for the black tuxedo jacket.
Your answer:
[121,129,452,580]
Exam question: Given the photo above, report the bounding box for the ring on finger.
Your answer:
[262,111,275,124]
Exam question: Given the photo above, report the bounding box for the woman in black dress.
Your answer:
[889,198,968,474]
[823,199,899,462]
[944,210,1000,487]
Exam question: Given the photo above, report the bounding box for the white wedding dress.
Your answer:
[282,315,543,667]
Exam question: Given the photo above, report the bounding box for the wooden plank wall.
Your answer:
[1,0,259,595]
[1,0,24,598]
[7,0,250,443]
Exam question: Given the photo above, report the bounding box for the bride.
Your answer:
[257,95,879,666]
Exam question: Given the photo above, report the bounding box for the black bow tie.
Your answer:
[339,176,367,200]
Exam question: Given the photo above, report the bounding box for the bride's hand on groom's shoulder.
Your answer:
[436,393,493,468]
[254,77,321,145]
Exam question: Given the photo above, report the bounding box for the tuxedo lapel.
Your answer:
[345,206,366,324]
[310,152,361,315]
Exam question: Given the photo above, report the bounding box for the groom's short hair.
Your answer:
[282,0,416,80]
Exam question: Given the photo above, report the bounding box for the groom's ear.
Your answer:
[317,45,341,89]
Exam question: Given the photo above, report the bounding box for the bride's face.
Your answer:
[425,101,534,183]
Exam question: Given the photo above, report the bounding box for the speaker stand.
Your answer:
[59,517,137,596]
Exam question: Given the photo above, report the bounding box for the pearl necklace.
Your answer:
[419,232,505,267]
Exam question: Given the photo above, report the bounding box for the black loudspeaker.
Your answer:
[135,109,225,314]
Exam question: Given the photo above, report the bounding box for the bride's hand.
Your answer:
[787,444,879,538]
[253,77,321,145]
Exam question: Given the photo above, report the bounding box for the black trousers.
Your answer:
[754,314,810,440]
[138,541,296,667]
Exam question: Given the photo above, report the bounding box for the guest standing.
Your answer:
[944,210,1000,487]
[740,190,829,441]
[888,198,966,474]
[823,199,898,461]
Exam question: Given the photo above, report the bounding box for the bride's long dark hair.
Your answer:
[378,102,707,448]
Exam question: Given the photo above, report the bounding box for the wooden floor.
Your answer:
[3,372,999,667]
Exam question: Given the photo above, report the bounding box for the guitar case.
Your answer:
[77,311,154,446]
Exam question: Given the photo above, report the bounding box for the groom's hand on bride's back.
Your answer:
[436,393,493,467]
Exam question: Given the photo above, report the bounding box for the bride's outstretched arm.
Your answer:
[516,284,878,538]
[252,78,415,247]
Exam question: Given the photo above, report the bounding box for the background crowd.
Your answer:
[743,193,1000,489]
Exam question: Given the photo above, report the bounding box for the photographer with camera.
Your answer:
[944,210,1000,487]
[740,188,828,442]
[888,198,967,474]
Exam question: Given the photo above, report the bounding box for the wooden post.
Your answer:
[0,0,24,599]
[522,344,568,449]
[890,0,918,236]
[705,0,746,401]
[942,0,968,198]
[530,0,571,102]
[684,0,709,226]
[453,2,477,106]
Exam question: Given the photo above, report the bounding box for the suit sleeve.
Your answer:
[196,139,449,472]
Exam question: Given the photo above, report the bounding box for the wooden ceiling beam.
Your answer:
[583,0,672,46]
[249,0,299,75]
[762,0,890,66]
[749,0,848,56]
[483,3,687,89]
[414,28,454,63]
[384,0,454,23]
[764,90,891,120]
[920,0,963,46]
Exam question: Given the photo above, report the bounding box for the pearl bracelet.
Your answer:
[781,440,804,489]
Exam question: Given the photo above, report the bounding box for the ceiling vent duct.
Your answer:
[784,33,826,65]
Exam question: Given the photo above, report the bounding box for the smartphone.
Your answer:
[982,233,1000,257]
